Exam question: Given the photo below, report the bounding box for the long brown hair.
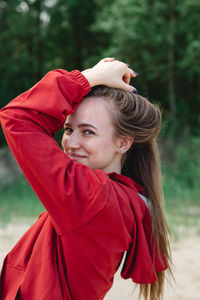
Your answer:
[87,86,172,300]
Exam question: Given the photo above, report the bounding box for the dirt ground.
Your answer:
[0,220,200,300]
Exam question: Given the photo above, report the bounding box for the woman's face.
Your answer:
[62,97,121,173]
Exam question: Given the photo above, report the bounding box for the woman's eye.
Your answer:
[84,130,95,135]
[64,127,73,134]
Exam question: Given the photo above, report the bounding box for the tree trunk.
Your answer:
[168,0,177,134]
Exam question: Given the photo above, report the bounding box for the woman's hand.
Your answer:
[81,58,137,93]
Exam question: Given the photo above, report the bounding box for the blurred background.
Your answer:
[0,0,200,239]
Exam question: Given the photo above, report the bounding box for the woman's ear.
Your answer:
[116,136,134,154]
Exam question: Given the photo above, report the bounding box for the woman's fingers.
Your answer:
[123,72,131,85]
[122,67,138,87]
[117,80,137,93]
[102,57,115,62]
[82,58,138,91]
[129,69,138,78]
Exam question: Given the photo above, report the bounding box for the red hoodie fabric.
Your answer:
[0,70,167,300]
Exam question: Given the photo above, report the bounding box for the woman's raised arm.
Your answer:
[0,68,110,234]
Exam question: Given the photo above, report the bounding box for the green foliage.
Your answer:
[45,0,98,70]
[163,136,200,188]
[91,0,200,134]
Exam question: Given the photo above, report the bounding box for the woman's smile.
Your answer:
[68,152,87,161]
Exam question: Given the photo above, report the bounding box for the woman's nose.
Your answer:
[66,132,80,149]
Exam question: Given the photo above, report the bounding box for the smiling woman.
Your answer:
[0,58,171,300]
[62,96,131,173]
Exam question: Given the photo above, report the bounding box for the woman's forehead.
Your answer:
[66,97,113,127]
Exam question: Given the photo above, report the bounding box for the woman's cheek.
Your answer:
[61,135,68,151]
[84,139,99,154]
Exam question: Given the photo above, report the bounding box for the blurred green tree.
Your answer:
[0,0,98,145]
[44,0,98,70]
[90,0,200,136]
[0,0,46,100]
[0,0,47,144]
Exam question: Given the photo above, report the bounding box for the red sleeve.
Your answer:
[0,69,110,234]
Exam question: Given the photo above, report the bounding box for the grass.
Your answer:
[163,168,200,239]
[160,135,200,238]
[0,178,44,223]
[164,183,200,239]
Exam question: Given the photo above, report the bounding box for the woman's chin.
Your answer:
[72,157,88,165]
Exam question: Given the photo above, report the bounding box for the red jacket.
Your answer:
[0,70,167,300]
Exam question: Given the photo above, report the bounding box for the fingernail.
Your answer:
[132,89,138,94]
[131,70,138,77]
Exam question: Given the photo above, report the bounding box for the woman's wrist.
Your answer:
[81,69,98,88]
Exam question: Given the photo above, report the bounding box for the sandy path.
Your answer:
[1,220,200,299]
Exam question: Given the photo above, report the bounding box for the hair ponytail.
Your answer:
[123,140,171,299]
[123,139,163,224]
[87,86,172,300]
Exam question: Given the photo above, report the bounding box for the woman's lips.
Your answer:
[68,153,87,160]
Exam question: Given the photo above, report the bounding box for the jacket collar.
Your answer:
[108,172,143,193]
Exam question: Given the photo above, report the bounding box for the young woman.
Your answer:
[0,58,171,300]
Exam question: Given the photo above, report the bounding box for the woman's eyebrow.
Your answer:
[78,123,97,130]
[64,122,97,130]
[64,122,71,127]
